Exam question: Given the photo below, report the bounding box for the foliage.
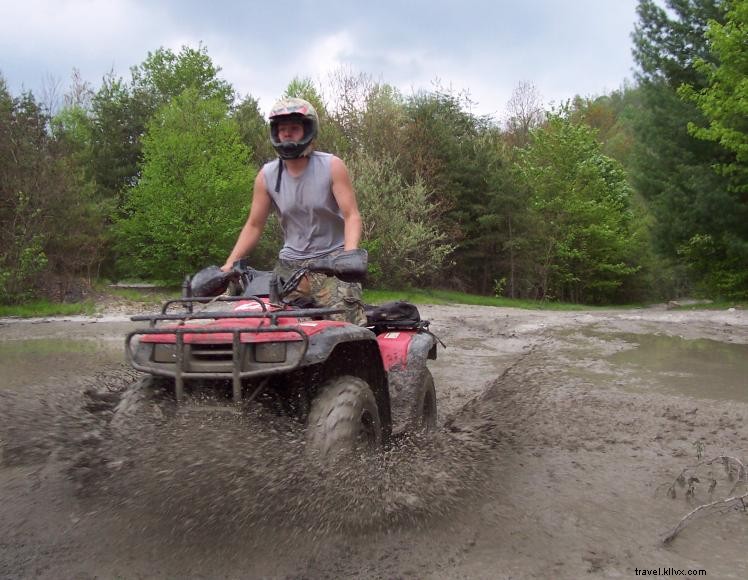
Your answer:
[85,45,234,207]
[0,80,106,303]
[630,0,747,299]
[516,114,642,303]
[568,88,638,166]
[233,94,275,168]
[399,89,499,289]
[679,0,748,191]
[350,153,454,287]
[113,89,255,282]
[130,44,234,109]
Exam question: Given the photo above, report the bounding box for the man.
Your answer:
[221,97,366,324]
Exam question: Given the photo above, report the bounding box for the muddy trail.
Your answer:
[1,304,747,579]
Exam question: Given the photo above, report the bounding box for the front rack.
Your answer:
[127,303,345,403]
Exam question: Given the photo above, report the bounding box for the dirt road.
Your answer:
[1,304,747,579]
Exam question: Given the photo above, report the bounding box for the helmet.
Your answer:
[268,97,319,159]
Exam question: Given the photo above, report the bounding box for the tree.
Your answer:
[567,87,638,167]
[630,0,747,298]
[504,81,545,148]
[232,94,275,168]
[0,78,106,302]
[516,114,642,303]
[397,89,491,287]
[88,73,141,204]
[680,0,748,192]
[129,44,234,113]
[114,89,254,281]
[349,153,453,287]
[88,45,235,206]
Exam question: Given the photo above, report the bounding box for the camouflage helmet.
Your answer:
[268,97,319,159]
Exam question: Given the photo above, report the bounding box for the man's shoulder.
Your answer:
[311,151,334,161]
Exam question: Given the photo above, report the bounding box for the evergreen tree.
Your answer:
[630,0,746,297]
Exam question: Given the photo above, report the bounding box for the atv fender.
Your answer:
[304,324,392,441]
[302,324,379,366]
[377,331,437,435]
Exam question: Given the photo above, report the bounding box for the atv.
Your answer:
[124,250,440,457]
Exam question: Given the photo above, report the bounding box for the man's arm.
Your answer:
[221,170,272,271]
[330,156,362,250]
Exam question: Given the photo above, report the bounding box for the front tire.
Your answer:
[306,375,382,458]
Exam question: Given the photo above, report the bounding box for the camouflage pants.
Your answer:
[275,255,366,325]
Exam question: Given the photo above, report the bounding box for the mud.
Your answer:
[1,304,747,579]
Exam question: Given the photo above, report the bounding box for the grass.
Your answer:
[0,299,96,318]
[363,288,601,310]
[670,300,747,311]
[2,285,742,318]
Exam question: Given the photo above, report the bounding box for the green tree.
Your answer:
[87,73,141,203]
[630,0,747,298]
[568,87,638,167]
[130,44,234,113]
[233,94,275,168]
[88,45,235,205]
[399,89,495,290]
[680,0,748,191]
[516,115,642,303]
[114,89,254,281]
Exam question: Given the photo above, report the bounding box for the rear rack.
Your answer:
[126,304,345,403]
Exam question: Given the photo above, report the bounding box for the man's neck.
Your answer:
[283,156,309,176]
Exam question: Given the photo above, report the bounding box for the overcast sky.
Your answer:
[1,0,642,121]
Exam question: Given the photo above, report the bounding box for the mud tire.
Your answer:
[414,369,438,432]
[306,375,382,458]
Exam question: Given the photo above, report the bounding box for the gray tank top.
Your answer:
[262,152,345,260]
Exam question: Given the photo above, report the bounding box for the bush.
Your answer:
[350,153,454,288]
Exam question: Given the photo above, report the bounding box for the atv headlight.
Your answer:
[153,343,177,363]
[254,342,286,363]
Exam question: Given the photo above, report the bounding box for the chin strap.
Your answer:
[275,158,284,193]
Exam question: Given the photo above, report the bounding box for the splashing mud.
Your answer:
[2,367,500,556]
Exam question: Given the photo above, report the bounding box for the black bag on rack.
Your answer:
[365,301,421,328]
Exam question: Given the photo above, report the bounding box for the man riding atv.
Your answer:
[221,96,365,325]
[106,97,440,462]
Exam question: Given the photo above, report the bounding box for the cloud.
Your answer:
[1,0,640,119]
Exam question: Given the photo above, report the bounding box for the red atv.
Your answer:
[124,250,439,457]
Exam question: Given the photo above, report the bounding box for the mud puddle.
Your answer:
[0,338,124,391]
[561,329,748,403]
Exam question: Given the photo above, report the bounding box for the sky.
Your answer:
[0,0,642,121]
